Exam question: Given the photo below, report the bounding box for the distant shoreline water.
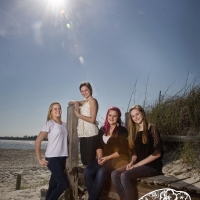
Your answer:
[0,139,48,149]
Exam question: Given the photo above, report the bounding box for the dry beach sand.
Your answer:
[0,149,50,200]
[1,148,200,200]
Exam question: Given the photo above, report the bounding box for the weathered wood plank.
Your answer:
[139,175,186,186]
[161,135,200,142]
[168,180,194,191]
[184,181,200,194]
[65,104,79,200]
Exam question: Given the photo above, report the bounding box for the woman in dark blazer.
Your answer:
[84,106,129,200]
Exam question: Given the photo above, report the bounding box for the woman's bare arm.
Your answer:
[74,98,98,124]
[130,153,161,169]
[98,151,119,165]
[35,131,48,166]
[126,155,137,170]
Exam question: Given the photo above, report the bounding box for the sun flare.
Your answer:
[46,0,67,11]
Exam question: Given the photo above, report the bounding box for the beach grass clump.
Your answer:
[180,141,200,168]
[146,82,200,136]
[144,78,200,167]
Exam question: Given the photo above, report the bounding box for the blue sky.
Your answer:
[0,0,200,137]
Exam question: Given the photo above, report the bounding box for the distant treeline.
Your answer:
[0,135,47,141]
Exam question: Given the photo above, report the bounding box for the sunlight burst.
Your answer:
[46,0,68,12]
[48,0,64,7]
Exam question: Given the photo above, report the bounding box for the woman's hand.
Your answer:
[129,163,140,169]
[128,154,162,170]
[98,156,109,165]
[74,102,80,117]
[68,100,75,105]
[97,157,102,165]
[126,161,133,170]
[38,158,48,167]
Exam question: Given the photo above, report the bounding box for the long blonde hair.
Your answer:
[127,105,148,149]
[46,102,62,121]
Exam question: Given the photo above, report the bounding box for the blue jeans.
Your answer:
[45,157,68,200]
[84,157,128,200]
[111,165,158,200]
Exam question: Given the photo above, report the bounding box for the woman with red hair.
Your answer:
[84,106,129,200]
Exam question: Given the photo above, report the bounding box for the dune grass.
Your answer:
[146,80,200,136]
[144,77,200,167]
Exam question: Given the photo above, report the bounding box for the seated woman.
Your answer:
[111,105,163,200]
[84,106,129,200]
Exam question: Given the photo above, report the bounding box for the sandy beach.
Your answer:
[1,148,200,200]
[0,149,50,200]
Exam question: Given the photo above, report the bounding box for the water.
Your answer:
[0,139,48,149]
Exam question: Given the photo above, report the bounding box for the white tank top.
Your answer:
[77,99,99,137]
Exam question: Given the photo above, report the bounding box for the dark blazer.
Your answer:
[96,126,129,158]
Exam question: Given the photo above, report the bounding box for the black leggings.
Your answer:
[80,135,99,165]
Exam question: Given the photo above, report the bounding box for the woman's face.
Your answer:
[107,110,119,126]
[80,86,91,99]
[130,109,143,125]
[51,104,62,118]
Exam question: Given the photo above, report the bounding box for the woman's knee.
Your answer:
[97,166,107,176]
[120,171,132,183]
[111,170,119,181]
[94,167,108,183]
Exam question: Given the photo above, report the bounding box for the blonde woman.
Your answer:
[35,102,68,200]
[111,105,163,200]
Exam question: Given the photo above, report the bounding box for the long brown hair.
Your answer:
[46,102,62,121]
[127,105,148,149]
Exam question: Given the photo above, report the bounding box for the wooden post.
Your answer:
[65,104,79,200]
[16,174,21,190]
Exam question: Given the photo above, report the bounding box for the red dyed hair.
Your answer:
[102,106,122,137]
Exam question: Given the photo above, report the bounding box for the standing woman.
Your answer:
[68,82,99,165]
[35,102,68,200]
[84,107,129,200]
[111,105,163,200]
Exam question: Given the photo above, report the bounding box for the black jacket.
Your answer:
[96,126,129,158]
